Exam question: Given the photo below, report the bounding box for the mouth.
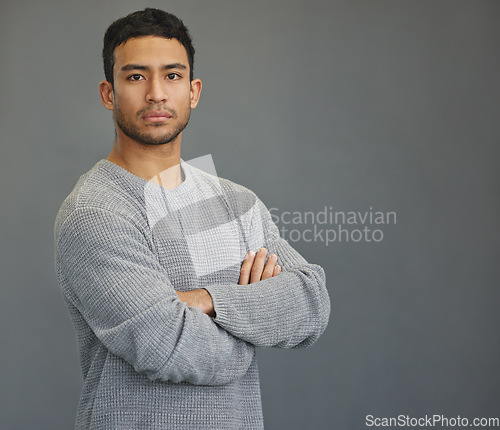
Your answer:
[141,110,174,123]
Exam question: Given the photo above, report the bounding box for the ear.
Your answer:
[99,81,114,111]
[190,79,202,109]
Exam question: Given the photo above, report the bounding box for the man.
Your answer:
[55,8,330,430]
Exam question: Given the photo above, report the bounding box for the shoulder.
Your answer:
[55,160,147,240]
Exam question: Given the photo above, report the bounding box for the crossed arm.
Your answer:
[177,247,281,317]
[57,207,260,386]
[57,201,329,386]
[179,196,330,349]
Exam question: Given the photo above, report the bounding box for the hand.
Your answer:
[239,248,281,285]
[176,248,281,316]
[176,289,215,318]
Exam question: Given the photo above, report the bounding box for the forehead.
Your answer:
[113,36,189,69]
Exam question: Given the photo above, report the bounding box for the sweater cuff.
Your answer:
[204,284,232,326]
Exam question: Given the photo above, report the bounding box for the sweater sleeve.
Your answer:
[205,197,331,348]
[55,206,254,386]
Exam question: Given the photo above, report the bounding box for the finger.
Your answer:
[250,248,267,283]
[239,251,256,285]
[261,253,278,280]
[273,265,282,277]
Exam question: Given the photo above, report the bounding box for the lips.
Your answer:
[142,110,173,122]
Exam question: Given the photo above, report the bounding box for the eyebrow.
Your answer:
[120,63,187,72]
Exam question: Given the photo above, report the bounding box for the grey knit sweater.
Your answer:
[54,159,330,429]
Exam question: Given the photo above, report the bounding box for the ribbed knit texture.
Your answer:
[54,159,330,429]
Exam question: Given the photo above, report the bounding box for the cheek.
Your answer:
[114,94,140,116]
[172,85,193,103]
[114,85,142,107]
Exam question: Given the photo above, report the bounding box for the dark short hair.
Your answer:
[102,8,195,85]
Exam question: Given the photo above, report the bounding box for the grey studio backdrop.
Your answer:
[1,1,499,429]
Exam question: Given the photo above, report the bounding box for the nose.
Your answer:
[146,76,167,103]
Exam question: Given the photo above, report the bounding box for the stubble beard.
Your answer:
[114,104,191,146]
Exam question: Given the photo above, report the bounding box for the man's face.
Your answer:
[108,36,199,146]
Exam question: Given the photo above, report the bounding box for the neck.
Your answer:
[107,131,184,189]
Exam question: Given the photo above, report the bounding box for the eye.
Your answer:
[166,73,181,81]
[128,74,144,81]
